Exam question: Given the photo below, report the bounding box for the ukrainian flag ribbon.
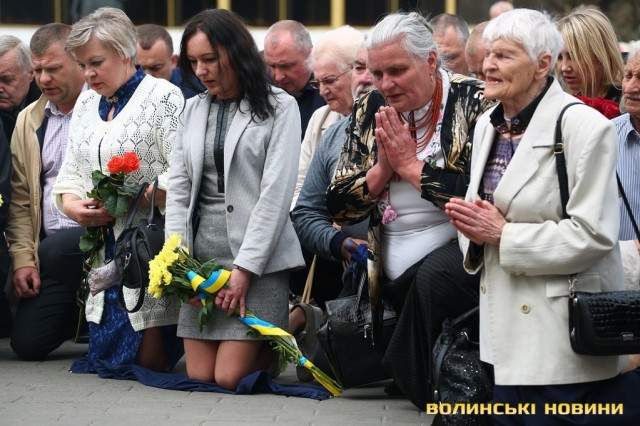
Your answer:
[187,269,231,300]
[184,270,343,396]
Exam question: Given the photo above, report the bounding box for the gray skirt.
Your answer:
[177,270,289,340]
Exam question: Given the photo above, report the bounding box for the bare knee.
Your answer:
[214,369,243,390]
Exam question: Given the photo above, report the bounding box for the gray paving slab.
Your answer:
[0,339,432,425]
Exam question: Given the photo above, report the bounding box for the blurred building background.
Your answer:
[0,0,638,41]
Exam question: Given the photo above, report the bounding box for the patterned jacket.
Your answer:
[326,72,494,341]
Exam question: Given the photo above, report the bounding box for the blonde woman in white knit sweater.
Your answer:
[52,8,184,372]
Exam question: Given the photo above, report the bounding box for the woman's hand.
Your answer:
[375,106,425,190]
[61,195,113,227]
[366,110,396,198]
[215,268,252,317]
[144,184,166,209]
[445,198,506,246]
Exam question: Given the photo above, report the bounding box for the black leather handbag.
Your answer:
[115,179,165,313]
[555,103,640,355]
[316,247,397,388]
[431,307,492,426]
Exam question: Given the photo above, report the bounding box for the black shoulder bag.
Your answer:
[555,103,640,355]
[115,179,165,313]
[316,245,397,388]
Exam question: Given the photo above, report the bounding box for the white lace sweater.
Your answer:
[53,75,185,331]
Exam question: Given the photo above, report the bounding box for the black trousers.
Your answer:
[11,227,84,360]
[492,369,640,425]
[382,240,480,410]
[0,236,10,337]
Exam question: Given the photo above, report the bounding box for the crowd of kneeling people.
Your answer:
[1,3,640,423]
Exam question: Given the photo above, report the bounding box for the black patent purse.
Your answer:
[555,103,640,355]
[114,179,165,313]
[431,307,492,426]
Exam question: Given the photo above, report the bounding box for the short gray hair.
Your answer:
[311,26,364,72]
[265,20,312,55]
[483,9,563,70]
[66,7,137,60]
[0,35,32,71]
[367,12,437,63]
[430,13,469,43]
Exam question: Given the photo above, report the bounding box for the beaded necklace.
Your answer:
[399,73,443,152]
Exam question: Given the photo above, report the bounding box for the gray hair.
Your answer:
[0,35,32,71]
[311,26,364,72]
[66,7,137,60]
[430,13,470,43]
[367,12,438,63]
[484,9,563,70]
[265,20,313,55]
[628,41,640,64]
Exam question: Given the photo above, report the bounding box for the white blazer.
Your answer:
[165,87,305,276]
[460,79,625,385]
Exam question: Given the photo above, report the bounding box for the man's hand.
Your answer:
[13,266,41,298]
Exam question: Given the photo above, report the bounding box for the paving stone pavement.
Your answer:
[0,339,433,425]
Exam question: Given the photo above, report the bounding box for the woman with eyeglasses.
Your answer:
[292,25,365,207]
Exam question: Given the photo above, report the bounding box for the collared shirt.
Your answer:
[42,101,79,235]
[295,80,326,138]
[614,113,640,240]
[98,67,145,121]
[482,77,553,203]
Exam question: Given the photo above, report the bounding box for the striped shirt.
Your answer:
[42,101,79,235]
[614,113,640,240]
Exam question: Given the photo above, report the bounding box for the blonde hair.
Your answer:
[558,7,623,97]
[66,7,137,60]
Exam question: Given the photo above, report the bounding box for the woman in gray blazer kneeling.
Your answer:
[165,9,304,390]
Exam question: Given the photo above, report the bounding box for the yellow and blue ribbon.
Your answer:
[186,269,231,299]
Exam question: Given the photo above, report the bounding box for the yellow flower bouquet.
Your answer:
[148,234,343,396]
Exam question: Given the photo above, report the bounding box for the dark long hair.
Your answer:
[179,9,274,120]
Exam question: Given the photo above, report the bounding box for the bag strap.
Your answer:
[616,174,640,240]
[554,102,584,219]
[123,178,160,229]
[146,178,159,225]
[124,182,150,229]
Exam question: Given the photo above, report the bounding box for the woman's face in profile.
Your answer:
[186,31,239,100]
[74,36,132,98]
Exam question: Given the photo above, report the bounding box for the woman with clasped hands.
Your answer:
[445,9,640,423]
[327,12,492,409]
[164,9,304,390]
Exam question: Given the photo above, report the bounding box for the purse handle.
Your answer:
[555,104,640,239]
[616,174,640,241]
[554,102,584,219]
[123,178,159,229]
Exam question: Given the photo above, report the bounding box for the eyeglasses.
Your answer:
[309,68,351,90]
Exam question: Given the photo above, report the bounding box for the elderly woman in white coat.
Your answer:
[445,9,640,424]
[165,9,304,390]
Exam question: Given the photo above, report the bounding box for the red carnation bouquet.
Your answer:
[79,151,141,267]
